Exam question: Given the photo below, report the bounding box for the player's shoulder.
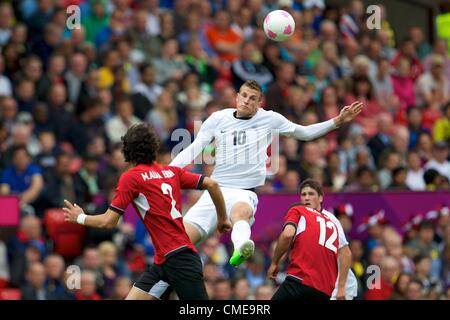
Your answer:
[211,108,235,119]
[286,202,305,214]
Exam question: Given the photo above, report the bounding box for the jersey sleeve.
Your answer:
[170,112,218,168]
[270,111,297,135]
[110,172,138,215]
[176,167,204,190]
[283,206,301,229]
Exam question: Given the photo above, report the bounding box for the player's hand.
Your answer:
[335,101,363,127]
[62,199,84,223]
[267,263,279,280]
[336,287,347,300]
[217,219,232,234]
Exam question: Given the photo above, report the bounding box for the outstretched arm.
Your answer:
[268,224,295,280]
[63,200,121,229]
[288,101,363,141]
[170,113,218,168]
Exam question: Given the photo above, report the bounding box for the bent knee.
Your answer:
[230,202,253,222]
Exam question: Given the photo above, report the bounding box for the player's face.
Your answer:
[236,85,262,117]
[300,186,323,210]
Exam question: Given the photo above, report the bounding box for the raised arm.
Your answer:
[275,101,363,141]
[63,200,121,229]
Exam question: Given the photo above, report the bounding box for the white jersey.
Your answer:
[171,108,336,189]
[172,108,295,188]
[322,209,358,300]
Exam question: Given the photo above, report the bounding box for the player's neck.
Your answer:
[234,110,257,119]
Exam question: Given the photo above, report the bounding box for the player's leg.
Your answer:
[272,277,330,300]
[163,249,209,300]
[126,265,170,300]
[229,201,255,267]
[183,220,204,245]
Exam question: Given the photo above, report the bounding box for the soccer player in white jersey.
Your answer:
[298,179,358,300]
[171,80,363,267]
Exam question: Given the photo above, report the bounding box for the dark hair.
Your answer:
[298,179,324,197]
[121,124,160,164]
[11,144,30,157]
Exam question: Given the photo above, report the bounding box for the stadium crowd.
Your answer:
[0,0,449,300]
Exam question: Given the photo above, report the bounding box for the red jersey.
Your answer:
[284,205,339,296]
[110,163,203,264]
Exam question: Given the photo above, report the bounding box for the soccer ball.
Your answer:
[263,10,295,42]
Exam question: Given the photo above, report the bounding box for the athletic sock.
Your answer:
[231,220,251,252]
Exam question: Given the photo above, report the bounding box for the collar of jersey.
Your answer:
[233,110,254,120]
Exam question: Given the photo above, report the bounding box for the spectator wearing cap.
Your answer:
[424,142,450,181]
[432,102,450,143]
[416,54,449,107]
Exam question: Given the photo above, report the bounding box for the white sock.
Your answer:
[231,220,251,252]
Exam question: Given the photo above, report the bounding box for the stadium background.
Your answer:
[0,0,449,300]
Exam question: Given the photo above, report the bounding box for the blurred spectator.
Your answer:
[368,113,393,166]
[75,271,102,300]
[153,38,189,85]
[387,166,411,191]
[0,145,43,208]
[35,131,59,174]
[127,9,161,61]
[391,57,416,109]
[205,10,242,64]
[106,96,141,145]
[424,142,450,181]
[65,53,88,106]
[231,277,251,300]
[432,102,450,143]
[364,256,399,300]
[0,240,10,288]
[97,241,129,298]
[405,151,426,191]
[213,277,232,300]
[406,220,440,260]
[0,55,12,96]
[254,283,274,300]
[82,0,110,45]
[108,276,132,300]
[405,278,424,300]
[44,254,71,299]
[390,272,412,300]
[231,41,273,90]
[416,55,449,107]
[21,262,56,300]
[131,63,163,120]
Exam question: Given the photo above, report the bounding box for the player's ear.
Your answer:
[319,195,323,203]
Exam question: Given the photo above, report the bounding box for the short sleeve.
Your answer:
[283,206,301,229]
[110,172,137,215]
[270,111,296,135]
[175,167,203,190]
[29,164,42,176]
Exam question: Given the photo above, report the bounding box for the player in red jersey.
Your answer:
[63,124,230,300]
[268,181,340,300]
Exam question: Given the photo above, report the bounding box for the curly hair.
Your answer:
[121,124,160,164]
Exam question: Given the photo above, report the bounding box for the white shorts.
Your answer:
[184,187,259,241]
